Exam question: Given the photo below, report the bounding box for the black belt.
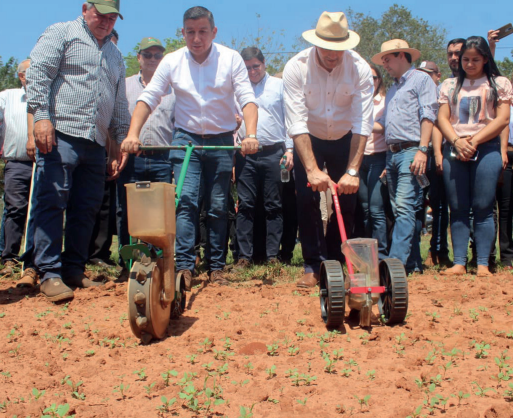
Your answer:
[387,141,419,153]
[260,142,285,152]
[176,127,234,139]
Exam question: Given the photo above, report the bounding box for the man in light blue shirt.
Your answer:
[373,39,438,272]
[234,47,293,267]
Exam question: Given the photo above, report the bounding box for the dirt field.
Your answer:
[2,267,513,417]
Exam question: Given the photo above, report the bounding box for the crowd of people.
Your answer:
[0,1,512,304]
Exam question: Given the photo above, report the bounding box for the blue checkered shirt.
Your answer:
[26,16,130,146]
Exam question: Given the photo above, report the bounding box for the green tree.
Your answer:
[226,14,292,75]
[497,55,513,79]
[0,56,21,92]
[124,29,186,77]
[346,4,449,82]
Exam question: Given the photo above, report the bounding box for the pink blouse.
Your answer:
[364,94,387,155]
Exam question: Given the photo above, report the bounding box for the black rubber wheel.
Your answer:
[378,258,408,325]
[319,260,345,329]
[171,271,187,319]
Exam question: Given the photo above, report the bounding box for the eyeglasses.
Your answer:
[246,64,262,72]
[141,52,164,60]
[372,76,379,80]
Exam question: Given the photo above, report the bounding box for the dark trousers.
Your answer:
[33,132,105,282]
[279,172,298,263]
[497,150,513,266]
[294,132,356,273]
[89,177,116,262]
[235,144,284,261]
[2,160,33,261]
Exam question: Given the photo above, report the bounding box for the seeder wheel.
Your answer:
[171,270,187,319]
[378,258,408,325]
[128,257,171,342]
[319,260,345,329]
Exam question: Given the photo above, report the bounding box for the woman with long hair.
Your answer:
[357,63,389,259]
[437,36,512,276]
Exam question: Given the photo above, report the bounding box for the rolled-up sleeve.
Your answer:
[283,59,309,137]
[350,63,374,136]
[26,24,65,122]
[109,63,131,144]
[418,77,438,123]
[232,54,256,110]
[138,57,172,112]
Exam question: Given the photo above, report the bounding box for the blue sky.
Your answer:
[2,0,512,64]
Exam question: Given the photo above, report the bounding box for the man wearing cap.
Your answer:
[116,37,176,277]
[372,40,438,272]
[26,0,130,302]
[283,11,374,288]
[121,6,258,287]
[417,60,451,268]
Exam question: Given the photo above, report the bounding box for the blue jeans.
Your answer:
[294,133,357,273]
[426,150,449,258]
[443,137,502,266]
[33,132,106,282]
[386,147,423,266]
[116,152,173,251]
[235,144,283,261]
[358,152,388,260]
[171,131,234,272]
[0,196,6,255]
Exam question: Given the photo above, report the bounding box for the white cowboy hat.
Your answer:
[372,39,421,65]
[302,11,360,51]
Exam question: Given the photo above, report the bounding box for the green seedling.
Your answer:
[425,311,440,322]
[216,363,229,376]
[359,332,370,345]
[199,338,213,352]
[143,382,155,396]
[243,361,254,374]
[453,305,463,316]
[323,352,337,374]
[366,370,376,381]
[430,374,442,387]
[469,308,479,322]
[186,354,198,364]
[296,332,305,341]
[296,397,308,405]
[161,369,178,386]
[296,318,306,325]
[42,403,73,418]
[156,396,176,413]
[32,388,45,400]
[406,405,424,418]
[221,337,233,351]
[213,349,234,361]
[472,381,496,397]
[332,348,344,360]
[231,379,250,387]
[0,313,5,318]
[341,368,352,377]
[474,341,490,359]
[85,350,95,357]
[425,350,436,365]
[133,368,147,381]
[9,344,21,357]
[63,322,72,329]
[354,395,371,411]
[266,365,276,379]
[288,346,299,356]
[457,391,470,405]
[99,337,119,349]
[504,382,513,401]
[267,342,279,356]
[61,376,85,400]
[239,404,255,418]
[439,361,453,379]
[113,382,130,400]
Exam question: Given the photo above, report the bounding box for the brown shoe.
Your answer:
[65,275,102,288]
[17,268,39,288]
[209,270,230,286]
[0,260,17,277]
[40,278,74,302]
[179,270,193,291]
[440,265,466,276]
[297,272,320,288]
[424,252,437,267]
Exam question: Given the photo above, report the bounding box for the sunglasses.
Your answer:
[141,52,164,60]
[246,64,262,71]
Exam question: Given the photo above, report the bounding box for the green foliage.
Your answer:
[42,403,74,418]
[0,56,21,92]
[497,57,513,79]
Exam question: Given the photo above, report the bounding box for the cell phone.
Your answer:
[379,176,387,186]
[496,23,513,40]
[450,146,479,161]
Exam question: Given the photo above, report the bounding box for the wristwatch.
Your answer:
[346,168,359,177]
[247,134,257,139]
[419,146,428,154]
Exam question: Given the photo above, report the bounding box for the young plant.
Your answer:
[366,370,376,381]
[156,396,176,413]
[32,388,45,400]
[133,368,147,381]
[266,365,277,379]
[61,375,85,400]
[457,391,470,405]
[472,381,496,397]
[41,403,73,418]
[161,369,178,386]
[267,342,279,356]
[354,395,371,411]
[143,382,156,396]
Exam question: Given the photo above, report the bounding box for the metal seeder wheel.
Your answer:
[128,257,171,343]
[378,258,408,325]
[319,260,346,329]
[171,271,187,319]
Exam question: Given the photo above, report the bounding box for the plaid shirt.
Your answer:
[26,16,130,146]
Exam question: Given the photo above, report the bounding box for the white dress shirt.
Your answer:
[283,47,374,140]
[238,73,292,148]
[138,43,256,136]
[0,88,30,161]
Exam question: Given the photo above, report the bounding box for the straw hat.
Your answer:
[371,39,421,65]
[302,12,360,51]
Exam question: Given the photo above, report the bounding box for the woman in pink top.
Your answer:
[357,63,389,259]
[437,36,512,276]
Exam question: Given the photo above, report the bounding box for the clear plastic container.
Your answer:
[341,238,380,310]
[281,156,290,183]
[125,182,176,249]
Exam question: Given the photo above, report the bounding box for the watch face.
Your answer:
[347,169,358,176]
